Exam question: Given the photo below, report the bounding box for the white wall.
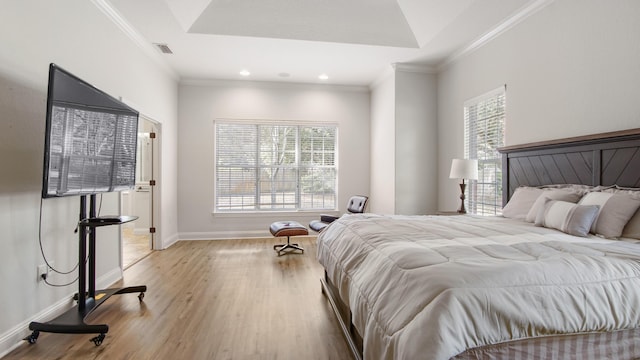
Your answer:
[177,80,370,239]
[437,0,640,212]
[369,71,396,214]
[0,0,178,354]
[395,70,438,215]
[369,67,438,215]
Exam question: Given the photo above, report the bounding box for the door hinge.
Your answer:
[149,180,156,186]
[150,132,156,139]
[149,227,156,233]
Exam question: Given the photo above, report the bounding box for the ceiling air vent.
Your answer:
[153,43,173,54]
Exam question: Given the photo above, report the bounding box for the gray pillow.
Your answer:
[601,187,640,239]
[502,187,543,220]
[535,199,600,237]
[579,192,640,238]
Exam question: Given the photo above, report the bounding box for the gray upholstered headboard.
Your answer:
[498,128,640,206]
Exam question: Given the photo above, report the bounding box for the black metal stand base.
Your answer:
[25,195,148,347]
[25,285,146,346]
[273,236,304,256]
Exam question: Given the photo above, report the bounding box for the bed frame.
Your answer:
[320,128,640,360]
[500,128,640,206]
[320,273,364,360]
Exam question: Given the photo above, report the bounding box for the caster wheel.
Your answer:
[138,292,145,302]
[73,292,89,303]
[91,333,105,346]
[24,331,39,344]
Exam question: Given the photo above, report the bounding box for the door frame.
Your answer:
[120,114,162,268]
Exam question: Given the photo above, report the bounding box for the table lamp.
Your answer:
[449,159,478,214]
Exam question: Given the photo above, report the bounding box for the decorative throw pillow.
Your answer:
[534,199,600,237]
[622,213,640,239]
[524,189,583,223]
[578,192,640,238]
[602,187,640,239]
[502,187,544,220]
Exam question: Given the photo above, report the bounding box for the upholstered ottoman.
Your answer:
[270,221,308,256]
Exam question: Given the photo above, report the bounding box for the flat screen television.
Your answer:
[42,64,139,198]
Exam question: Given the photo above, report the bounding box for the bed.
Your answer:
[317,128,640,360]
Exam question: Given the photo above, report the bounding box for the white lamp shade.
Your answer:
[449,159,478,180]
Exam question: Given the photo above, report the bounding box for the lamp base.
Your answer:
[457,183,467,214]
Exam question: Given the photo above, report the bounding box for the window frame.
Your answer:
[463,85,506,216]
[213,119,339,213]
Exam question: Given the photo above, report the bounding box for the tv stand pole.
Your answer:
[25,194,147,346]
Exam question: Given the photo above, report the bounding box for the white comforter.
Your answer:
[316,214,640,360]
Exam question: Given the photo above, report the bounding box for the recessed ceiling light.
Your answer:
[318,74,329,80]
[239,70,250,76]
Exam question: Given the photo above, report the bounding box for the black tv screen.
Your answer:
[42,64,139,198]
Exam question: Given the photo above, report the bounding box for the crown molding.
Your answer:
[369,64,394,90]
[438,0,556,71]
[180,78,370,93]
[392,63,437,74]
[91,0,179,81]
[369,62,436,90]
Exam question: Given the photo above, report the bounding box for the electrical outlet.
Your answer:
[37,265,47,281]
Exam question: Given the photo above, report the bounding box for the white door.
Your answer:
[121,116,157,268]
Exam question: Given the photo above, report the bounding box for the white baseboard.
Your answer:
[98,267,124,290]
[178,230,271,241]
[158,232,180,249]
[0,295,75,358]
[0,268,124,357]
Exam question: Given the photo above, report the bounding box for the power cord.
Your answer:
[38,197,81,286]
[38,196,80,275]
[38,193,104,286]
[41,272,79,287]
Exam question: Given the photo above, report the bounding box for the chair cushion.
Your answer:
[270,221,308,237]
[309,220,329,232]
[320,214,339,223]
[347,195,368,214]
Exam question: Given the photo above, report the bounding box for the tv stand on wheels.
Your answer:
[25,194,147,346]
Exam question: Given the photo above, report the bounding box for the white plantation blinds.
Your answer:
[464,86,506,215]
[215,121,337,211]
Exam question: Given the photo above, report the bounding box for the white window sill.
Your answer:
[211,210,340,218]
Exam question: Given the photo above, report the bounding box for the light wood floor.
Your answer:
[122,228,152,269]
[6,237,353,360]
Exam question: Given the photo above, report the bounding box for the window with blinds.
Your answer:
[464,86,506,216]
[215,121,337,212]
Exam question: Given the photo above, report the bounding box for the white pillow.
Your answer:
[502,187,543,220]
[524,189,582,223]
[579,192,640,238]
[534,199,600,237]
